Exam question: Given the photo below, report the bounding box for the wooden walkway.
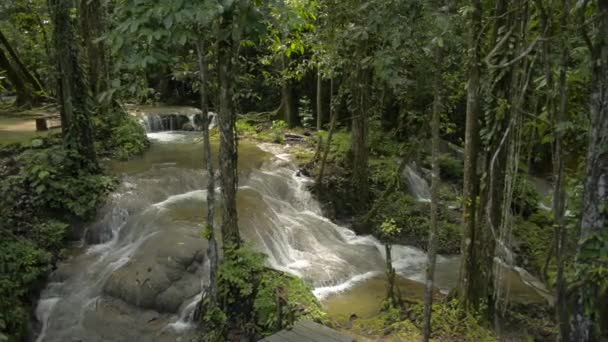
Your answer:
[260,320,355,342]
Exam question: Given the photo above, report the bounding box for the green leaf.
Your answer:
[163,16,173,29]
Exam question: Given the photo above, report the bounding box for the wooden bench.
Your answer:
[35,115,61,131]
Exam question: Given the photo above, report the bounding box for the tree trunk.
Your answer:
[196,40,218,306]
[79,0,108,102]
[459,0,482,311]
[0,47,35,107]
[571,1,608,340]
[385,243,396,305]
[316,68,323,130]
[217,27,240,249]
[316,78,335,187]
[50,0,98,168]
[553,0,571,339]
[423,44,443,342]
[0,29,44,94]
[351,70,370,213]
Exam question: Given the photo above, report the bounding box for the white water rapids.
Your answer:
[34,131,545,341]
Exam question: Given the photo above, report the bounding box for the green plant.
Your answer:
[438,153,464,181]
[0,239,51,338]
[271,120,287,143]
[512,177,540,218]
[109,115,149,160]
[410,299,496,341]
[298,96,313,128]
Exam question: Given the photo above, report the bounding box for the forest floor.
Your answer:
[0,104,60,146]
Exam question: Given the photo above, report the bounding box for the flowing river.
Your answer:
[34,126,549,341]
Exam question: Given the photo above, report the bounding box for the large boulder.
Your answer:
[103,229,206,313]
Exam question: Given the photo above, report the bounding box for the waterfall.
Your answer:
[35,132,548,341]
[137,110,218,132]
[403,164,431,202]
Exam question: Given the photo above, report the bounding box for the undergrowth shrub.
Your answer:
[201,246,325,341]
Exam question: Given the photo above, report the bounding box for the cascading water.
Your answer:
[35,129,550,341]
[137,109,217,132]
[403,163,432,202]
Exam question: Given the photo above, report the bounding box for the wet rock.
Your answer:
[182,122,195,131]
[103,230,206,313]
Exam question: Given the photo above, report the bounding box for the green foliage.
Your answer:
[297,97,313,128]
[108,115,149,160]
[372,192,461,254]
[350,307,422,340]
[512,177,540,218]
[31,220,69,252]
[271,120,287,143]
[316,129,350,160]
[378,218,401,241]
[1,144,116,221]
[410,299,496,341]
[574,231,608,312]
[0,238,51,339]
[208,246,325,339]
[512,212,553,276]
[437,153,463,181]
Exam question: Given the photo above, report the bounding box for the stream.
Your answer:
[34,118,550,341]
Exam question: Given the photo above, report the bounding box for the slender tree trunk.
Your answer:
[351,69,370,213]
[0,47,34,107]
[423,44,443,342]
[50,0,98,168]
[196,40,218,305]
[385,243,396,305]
[571,1,608,340]
[217,26,240,249]
[553,0,570,339]
[459,0,482,311]
[316,78,335,186]
[316,68,323,130]
[0,29,44,94]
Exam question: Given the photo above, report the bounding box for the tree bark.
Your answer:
[423,44,443,342]
[316,68,323,130]
[459,0,482,311]
[0,47,35,107]
[79,0,108,102]
[217,23,240,249]
[0,29,44,94]
[196,39,218,306]
[351,69,370,213]
[50,0,98,168]
[315,78,335,187]
[571,1,608,340]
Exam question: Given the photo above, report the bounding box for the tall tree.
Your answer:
[217,13,240,249]
[423,38,443,342]
[79,0,108,102]
[571,0,608,340]
[49,0,98,167]
[196,38,219,305]
[459,0,483,311]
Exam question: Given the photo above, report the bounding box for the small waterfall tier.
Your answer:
[129,106,217,132]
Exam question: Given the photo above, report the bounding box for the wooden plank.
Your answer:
[296,321,354,342]
[260,321,354,342]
